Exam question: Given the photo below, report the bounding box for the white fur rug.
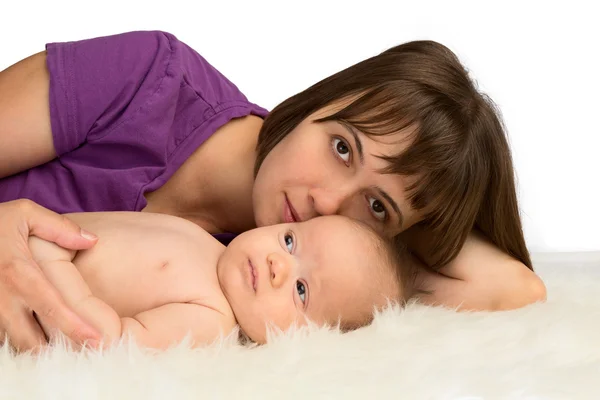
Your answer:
[1,252,599,400]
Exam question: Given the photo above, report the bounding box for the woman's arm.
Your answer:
[409,229,546,311]
[1,31,176,179]
[0,51,57,178]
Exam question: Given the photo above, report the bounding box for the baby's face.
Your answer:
[216,215,400,343]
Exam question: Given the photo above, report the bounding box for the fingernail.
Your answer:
[86,339,100,349]
[80,229,98,241]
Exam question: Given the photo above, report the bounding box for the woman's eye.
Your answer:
[284,233,294,252]
[369,197,387,221]
[332,138,351,163]
[296,280,307,304]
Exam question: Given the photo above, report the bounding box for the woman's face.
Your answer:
[252,103,421,238]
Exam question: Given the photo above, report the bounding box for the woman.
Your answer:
[0,31,546,351]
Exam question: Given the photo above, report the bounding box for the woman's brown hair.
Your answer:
[255,40,532,271]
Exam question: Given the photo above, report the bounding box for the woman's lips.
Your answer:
[283,195,300,223]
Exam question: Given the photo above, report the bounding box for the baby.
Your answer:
[28,212,412,349]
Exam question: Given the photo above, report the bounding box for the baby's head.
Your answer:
[216,215,414,343]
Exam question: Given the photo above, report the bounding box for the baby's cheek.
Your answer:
[259,309,303,342]
[293,313,311,328]
[235,305,270,344]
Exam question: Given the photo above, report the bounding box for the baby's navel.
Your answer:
[159,261,169,271]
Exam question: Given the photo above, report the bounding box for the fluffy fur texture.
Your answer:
[1,252,599,399]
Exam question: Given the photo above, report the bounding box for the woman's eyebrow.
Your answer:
[338,121,364,164]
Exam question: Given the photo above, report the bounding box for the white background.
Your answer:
[1,0,598,252]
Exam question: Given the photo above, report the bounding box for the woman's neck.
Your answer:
[144,116,263,234]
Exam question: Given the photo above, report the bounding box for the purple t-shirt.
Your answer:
[0,31,268,244]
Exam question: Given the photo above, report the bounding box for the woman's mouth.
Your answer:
[283,195,300,223]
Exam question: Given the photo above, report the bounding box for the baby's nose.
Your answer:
[267,252,290,288]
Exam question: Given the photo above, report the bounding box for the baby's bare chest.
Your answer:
[68,212,227,317]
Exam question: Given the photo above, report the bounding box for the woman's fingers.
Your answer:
[0,281,47,352]
[1,305,47,352]
[11,258,102,346]
[17,199,98,250]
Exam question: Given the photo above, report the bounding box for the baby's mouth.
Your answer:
[249,259,257,292]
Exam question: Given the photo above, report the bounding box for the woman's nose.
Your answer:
[267,252,290,288]
[308,187,350,217]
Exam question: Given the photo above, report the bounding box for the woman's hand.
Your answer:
[0,199,102,351]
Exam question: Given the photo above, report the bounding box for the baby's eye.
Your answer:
[369,196,387,221]
[332,138,351,163]
[284,233,294,253]
[296,280,307,304]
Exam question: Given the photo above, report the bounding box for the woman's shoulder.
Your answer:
[47,29,266,115]
[101,30,269,120]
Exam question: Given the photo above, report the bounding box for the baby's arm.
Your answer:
[120,303,232,349]
[28,236,121,344]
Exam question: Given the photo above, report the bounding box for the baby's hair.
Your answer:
[335,231,419,334]
[351,219,417,294]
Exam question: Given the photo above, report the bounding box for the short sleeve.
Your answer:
[46,31,177,156]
